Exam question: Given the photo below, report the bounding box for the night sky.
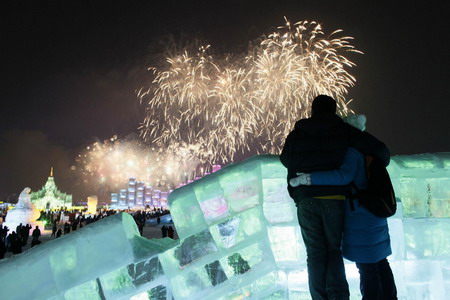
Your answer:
[1,1,449,202]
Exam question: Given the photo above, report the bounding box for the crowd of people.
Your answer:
[160,225,175,238]
[0,207,173,260]
[0,223,42,258]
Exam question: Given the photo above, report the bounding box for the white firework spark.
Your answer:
[76,136,202,191]
[139,19,362,163]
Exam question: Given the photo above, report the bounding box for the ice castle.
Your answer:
[30,167,73,210]
[0,154,449,300]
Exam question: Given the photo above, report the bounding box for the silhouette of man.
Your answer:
[161,225,168,238]
[0,238,6,259]
[167,226,174,239]
[10,231,22,254]
[31,226,41,244]
[51,222,57,237]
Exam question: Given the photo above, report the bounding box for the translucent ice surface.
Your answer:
[167,153,450,300]
[1,153,449,299]
[388,152,450,218]
[0,213,178,300]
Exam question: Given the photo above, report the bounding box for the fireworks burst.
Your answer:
[139,19,361,164]
[76,135,203,191]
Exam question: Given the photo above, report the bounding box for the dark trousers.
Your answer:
[297,198,349,300]
[356,258,397,300]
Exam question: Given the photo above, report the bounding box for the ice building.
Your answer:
[0,154,449,299]
[30,168,73,210]
[110,177,169,209]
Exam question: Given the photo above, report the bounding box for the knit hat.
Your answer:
[343,114,366,131]
[311,95,337,116]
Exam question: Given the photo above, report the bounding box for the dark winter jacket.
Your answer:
[32,228,41,238]
[280,114,390,200]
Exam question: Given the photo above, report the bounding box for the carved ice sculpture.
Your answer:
[3,187,42,231]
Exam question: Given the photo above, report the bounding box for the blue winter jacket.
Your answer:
[310,147,392,263]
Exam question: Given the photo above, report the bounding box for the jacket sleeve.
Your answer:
[280,132,292,168]
[310,148,359,185]
[346,125,390,167]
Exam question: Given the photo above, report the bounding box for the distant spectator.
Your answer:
[5,233,11,251]
[32,226,41,244]
[71,221,78,231]
[0,239,6,259]
[10,231,22,254]
[21,224,31,246]
[51,222,57,237]
[168,226,174,239]
[138,221,144,236]
[64,222,71,235]
[16,223,23,236]
[161,225,168,238]
[0,225,9,242]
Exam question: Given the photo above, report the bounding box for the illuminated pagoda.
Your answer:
[30,167,72,210]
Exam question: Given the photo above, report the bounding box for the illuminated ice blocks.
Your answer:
[388,152,450,218]
[166,155,313,299]
[0,212,178,300]
[385,154,450,298]
[1,153,449,299]
[162,153,450,299]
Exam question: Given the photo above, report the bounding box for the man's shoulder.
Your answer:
[341,121,363,135]
[347,147,364,159]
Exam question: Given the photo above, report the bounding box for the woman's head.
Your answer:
[343,114,366,131]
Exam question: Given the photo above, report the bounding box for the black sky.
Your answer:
[1,1,450,201]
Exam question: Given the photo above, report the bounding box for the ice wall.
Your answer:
[0,213,178,300]
[1,153,449,300]
[164,155,296,299]
[388,152,450,218]
[165,154,450,299]
[387,152,450,299]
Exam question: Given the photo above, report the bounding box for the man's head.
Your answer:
[311,95,337,116]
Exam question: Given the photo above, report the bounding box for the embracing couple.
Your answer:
[280,95,397,300]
